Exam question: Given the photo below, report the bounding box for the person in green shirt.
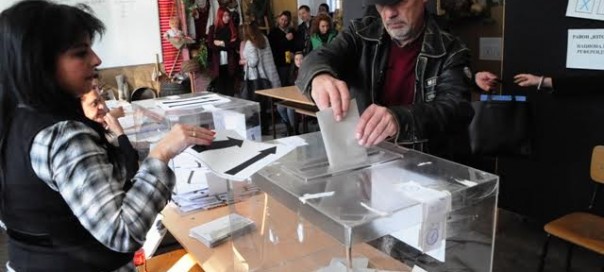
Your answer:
[310,13,338,51]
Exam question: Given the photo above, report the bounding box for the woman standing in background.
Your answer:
[309,13,338,51]
[208,7,239,96]
[241,21,281,134]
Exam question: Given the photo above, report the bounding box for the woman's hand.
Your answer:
[514,74,540,87]
[214,40,225,47]
[109,106,125,118]
[148,124,215,163]
[104,114,125,136]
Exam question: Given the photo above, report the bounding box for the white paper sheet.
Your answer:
[316,99,368,168]
[566,0,604,21]
[184,130,295,180]
[567,29,604,70]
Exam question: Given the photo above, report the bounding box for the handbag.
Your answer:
[241,65,272,101]
[468,94,532,156]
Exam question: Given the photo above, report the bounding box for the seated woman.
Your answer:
[81,77,139,185]
[310,13,338,51]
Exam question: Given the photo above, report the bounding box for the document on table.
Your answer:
[316,99,368,168]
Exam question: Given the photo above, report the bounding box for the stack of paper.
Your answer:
[189,213,255,248]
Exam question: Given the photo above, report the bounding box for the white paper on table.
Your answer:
[184,130,295,180]
[173,168,210,195]
[316,99,367,168]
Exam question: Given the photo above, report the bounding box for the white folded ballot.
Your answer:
[189,213,254,248]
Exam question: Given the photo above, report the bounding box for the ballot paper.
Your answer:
[185,130,295,180]
[316,99,368,168]
[189,213,254,247]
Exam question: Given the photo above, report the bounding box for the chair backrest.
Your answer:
[130,87,157,101]
[590,145,604,184]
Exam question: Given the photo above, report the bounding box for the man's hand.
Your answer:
[285,33,294,41]
[310,74,350,121]
[356,104,398,147]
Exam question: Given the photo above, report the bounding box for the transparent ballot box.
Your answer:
[130,92,262,153]
[227,132,498,271]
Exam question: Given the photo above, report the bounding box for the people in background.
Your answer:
[268,10,296,88]
[0,1,215,270]
[241,21,282,134]
[81,76,139,185]
[310,13,338,51]
[296,0,474,159]
[295,5,313,55]
[208,7,239,96]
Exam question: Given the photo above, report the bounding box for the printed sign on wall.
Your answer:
[567,29,604,70]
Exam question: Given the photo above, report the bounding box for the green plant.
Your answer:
[197,39,208,70]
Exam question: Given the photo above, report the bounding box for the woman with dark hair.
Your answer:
[207,7,239,96]
[310,13,338,51]
[81,78,138,188]
[0,1,214,270]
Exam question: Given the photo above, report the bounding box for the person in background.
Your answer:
[268,10,296,88]
[309,13,338,50]
[279,51,305,136]
[296,0,474,160]
[283,51,306,134]
[0,1,215,270]
[318,3,333,17]
[295,5,313,55]
[208,7,239,96]
[475,71,500,92]
[290,51,304,84]
[513,73,604,95]
[241,21,282,134]
[81,76,139,185]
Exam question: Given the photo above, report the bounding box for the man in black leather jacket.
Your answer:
[296,0,474,158]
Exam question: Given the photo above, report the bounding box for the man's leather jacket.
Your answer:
[296,14,474,157]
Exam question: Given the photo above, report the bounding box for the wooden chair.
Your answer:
[538,145,604,271]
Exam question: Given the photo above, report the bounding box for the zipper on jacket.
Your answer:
[371,44,379,103]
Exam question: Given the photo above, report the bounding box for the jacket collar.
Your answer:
[355,13,446,58]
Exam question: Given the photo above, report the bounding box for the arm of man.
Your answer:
[295,24,361,121]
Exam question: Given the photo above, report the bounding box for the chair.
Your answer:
[538,145,604,272]
[130,87,157,101]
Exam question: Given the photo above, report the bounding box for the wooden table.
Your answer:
[161,193,411,272]
[255,86,318,138]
